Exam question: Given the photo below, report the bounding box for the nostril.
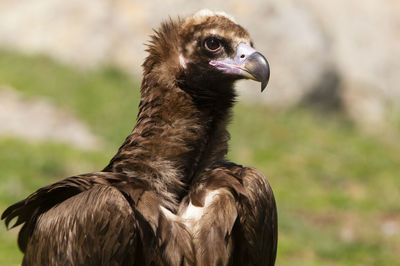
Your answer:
[240,54,245,59]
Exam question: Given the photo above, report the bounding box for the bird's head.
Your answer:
[178,10,270,92]
[142,10,270,98]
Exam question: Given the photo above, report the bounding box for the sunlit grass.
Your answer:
[0,50,399,265]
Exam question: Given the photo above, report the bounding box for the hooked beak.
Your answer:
[209,43,270,92]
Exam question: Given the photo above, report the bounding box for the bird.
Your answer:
[2,9,277,266]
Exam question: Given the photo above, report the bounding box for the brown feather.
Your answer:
[178,162,277,266]
[2,10,277,265]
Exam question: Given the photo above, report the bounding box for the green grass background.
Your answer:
[0,50,399,265]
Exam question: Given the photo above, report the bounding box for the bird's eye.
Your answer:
[204,37,222,52]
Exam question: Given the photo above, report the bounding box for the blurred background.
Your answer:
[0,0,399,265]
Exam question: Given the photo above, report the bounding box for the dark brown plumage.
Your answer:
[2,10,276,265]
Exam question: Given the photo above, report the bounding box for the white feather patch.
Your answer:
[160,206,179,221]
[191,9,237,24]
[179,54,187,69]
[180,190,221,233]
[181,201,204,221]
[160,190,223,234]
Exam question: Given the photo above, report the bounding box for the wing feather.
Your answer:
[238,167,278,266]
[182,163,277,266]
[22,184,139,265]
[2,172,195,265]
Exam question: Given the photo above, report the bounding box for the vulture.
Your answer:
[2,10,277,266]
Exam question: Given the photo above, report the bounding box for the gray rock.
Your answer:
[302,0,400,127]
[0,86,100,149]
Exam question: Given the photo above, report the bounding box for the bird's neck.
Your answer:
[103,78,234,210]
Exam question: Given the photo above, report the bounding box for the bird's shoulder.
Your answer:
[198,161,274,196]
[1,172,147,252]
[193,162,277,265]
[235,166,277,266]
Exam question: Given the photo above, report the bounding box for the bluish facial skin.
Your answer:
[209,43,270,91]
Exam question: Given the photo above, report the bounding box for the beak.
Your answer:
[209,43,270,92]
